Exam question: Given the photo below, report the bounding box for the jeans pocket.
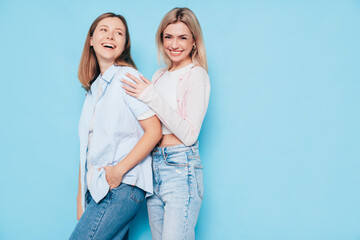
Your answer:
[164,151,188,167]
[194,166,204,200]
[110,183,123,192]
[130,186,145,205]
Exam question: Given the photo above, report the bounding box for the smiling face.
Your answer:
[162,21,195,71]
[90,17,126,73]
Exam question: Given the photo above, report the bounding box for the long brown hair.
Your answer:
[78,13,136,91]
[156,8,208,71]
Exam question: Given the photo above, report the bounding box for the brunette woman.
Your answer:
[70,13,162,240]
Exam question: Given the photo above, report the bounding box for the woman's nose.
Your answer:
[170,39,178,49]
[106,32,114,40]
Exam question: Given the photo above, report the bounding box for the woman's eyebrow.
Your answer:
[98,25,124,32]
[115,28,125,32]
[163,33,189,37]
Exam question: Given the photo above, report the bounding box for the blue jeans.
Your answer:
[147,141,203,240]
[69,184,145,240]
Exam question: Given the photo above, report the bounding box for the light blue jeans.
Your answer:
[147,141,203,240]
[69,183,145,240]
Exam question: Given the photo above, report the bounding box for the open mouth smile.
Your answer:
[102,43,116,49]
[169,50,183,56]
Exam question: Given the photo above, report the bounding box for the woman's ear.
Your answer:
[90,37,93,46]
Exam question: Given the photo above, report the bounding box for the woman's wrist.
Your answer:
[115,162,127,177]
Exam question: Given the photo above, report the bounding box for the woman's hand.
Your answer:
[122,73,151,98]
[100,166,125,189]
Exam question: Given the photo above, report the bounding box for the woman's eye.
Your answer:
[181,37,187,40]
[100,28,107,32]
[164,36,171,39]
[116,32,123,36]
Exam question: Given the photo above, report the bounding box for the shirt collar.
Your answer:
[100,64,118,83]
[90,64,118,94]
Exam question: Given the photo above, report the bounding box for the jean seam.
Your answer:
[182,163,191,240]
[194,167,203,200]
[130,187,144,205]
[152,156,161,194]
[89,194,112,239]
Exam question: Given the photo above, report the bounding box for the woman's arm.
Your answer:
[76,166,83,220]
[122,69,210,146]
[101,115,162,189]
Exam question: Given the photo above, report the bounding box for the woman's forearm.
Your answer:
[139,83,209,146]
[77,165,81,200]
[115,115,162,175]
[76,165,83,220]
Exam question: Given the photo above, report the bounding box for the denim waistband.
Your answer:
[152,141,199,156]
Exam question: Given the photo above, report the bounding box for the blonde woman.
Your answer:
[70,13,161,239]
[122,7,210,239]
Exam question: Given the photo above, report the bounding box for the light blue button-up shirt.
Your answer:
[78,64,153,210]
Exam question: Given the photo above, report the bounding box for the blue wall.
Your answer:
[0,0,359,239]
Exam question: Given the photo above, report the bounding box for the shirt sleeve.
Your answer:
[138,67,210,146]
[124,68,152,117]
[137,109,155,120]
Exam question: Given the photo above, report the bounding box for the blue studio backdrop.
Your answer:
[0,0,359,239]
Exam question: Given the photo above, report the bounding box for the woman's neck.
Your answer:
[169,59,192,72]
[99,61,115,75]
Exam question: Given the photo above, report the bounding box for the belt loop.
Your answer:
[191,146,195,154]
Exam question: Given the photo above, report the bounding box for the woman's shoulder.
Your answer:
[114,66,140,77]
[190,65,208,76]
[152,68,167,82]
[188,65,210,85]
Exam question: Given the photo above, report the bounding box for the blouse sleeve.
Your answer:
[138,67,210,146]
[123,68,153,118]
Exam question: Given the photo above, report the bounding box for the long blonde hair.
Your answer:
[156,7,208,71]
[78,13,137,91]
